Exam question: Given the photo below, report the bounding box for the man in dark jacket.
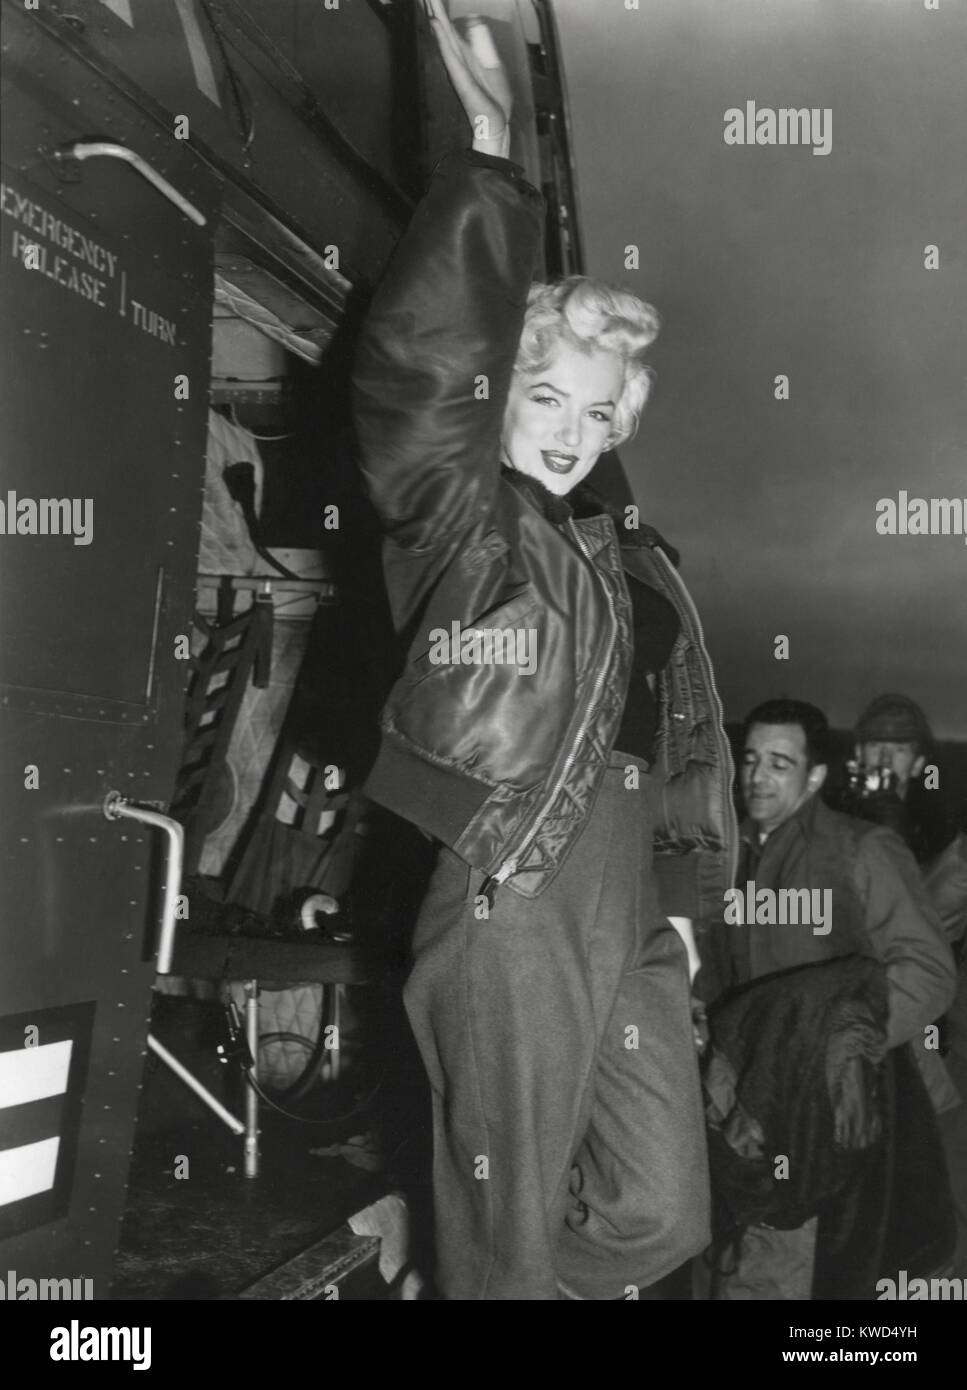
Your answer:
[700,698,956,1297]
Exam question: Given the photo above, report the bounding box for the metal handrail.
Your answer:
[59,141,207,226]
[103,792,185,974]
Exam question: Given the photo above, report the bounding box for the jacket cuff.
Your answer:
[654,851,701,919]
[462,147,523,174]
[436,147,538,196]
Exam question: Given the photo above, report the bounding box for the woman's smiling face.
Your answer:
[500,339,625,497]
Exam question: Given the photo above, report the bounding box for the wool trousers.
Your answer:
[403,752,710,1300]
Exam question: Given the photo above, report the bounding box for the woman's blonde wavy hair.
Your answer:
[513,277,661,447]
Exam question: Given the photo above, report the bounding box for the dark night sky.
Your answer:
[554,0,966,738]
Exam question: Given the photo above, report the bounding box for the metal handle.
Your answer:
[57,141,207,226]
[104,792,184,974]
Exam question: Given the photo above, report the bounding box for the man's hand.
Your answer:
[424,0,513,158]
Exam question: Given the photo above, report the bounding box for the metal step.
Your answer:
[238,1226,383,1302]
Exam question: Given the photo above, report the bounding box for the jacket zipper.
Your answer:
[651,545,740,887]
[480,520,617,907]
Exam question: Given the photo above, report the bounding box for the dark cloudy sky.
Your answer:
[554,0,966,738]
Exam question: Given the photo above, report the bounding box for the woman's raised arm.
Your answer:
[352,7,542,568]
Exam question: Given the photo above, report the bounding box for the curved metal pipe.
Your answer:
[60,141,207,226]
[103,792,185,974]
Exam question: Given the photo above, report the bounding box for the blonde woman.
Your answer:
[352,0,736,1299]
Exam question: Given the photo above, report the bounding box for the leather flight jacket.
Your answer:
[353,149,738,910]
